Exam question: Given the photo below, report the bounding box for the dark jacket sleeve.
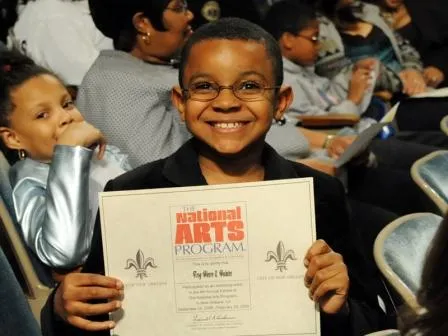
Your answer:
[313,174,390,335]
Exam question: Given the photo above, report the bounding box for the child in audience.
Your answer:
[41,18,392,336]
[0,51,131,270]
[264,0,378,118]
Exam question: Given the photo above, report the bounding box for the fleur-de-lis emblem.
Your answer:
[125,249,157,279]
[265,241,296,272]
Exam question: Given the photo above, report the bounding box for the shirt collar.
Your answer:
[161,139,299,187]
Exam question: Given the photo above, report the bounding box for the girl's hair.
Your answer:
[401,214,448,335]
[0,50,54,163]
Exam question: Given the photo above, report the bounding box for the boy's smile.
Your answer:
[173,39,289,158]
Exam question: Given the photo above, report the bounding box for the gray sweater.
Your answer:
[283,57,374,117]
[77,50,191,167]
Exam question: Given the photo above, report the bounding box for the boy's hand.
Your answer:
[399,69,427,96]
[348,68,372,105]
[54,273,123,331]
[304,240,349,315]
[326,135,356,159]
[423,66,445,88]
[57,121,107,159]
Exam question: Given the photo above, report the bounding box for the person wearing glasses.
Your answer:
[77,0,194,167]
[12,0,113,86]
[41,17,391,336]
[263,0,375,119]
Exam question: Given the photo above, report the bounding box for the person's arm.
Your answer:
[41,178,121,336]
[286,78,360,118]
[12,146,94,269]
[298,127,355,158]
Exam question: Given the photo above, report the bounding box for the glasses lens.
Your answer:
[189,82,218,101]
[234,80,264,100]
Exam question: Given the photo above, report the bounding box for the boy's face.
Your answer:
[173,39,292,158]
[286,20,320,67]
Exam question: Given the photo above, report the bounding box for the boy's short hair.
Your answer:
[262,0,317,41]
[179,17,283,88]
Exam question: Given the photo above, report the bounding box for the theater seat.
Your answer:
[411,150,448,215]
[374,213,442,311]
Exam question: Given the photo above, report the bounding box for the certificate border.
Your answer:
[100,178,319,336]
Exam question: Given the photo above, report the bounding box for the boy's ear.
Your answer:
[273,85,293,121]
[171,86,187,121]
[280,32,296,50]
[0,127,22,151]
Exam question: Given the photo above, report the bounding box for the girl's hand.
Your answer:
[54,273,123,331]
[57,121,107,159]
[303,240,349,315]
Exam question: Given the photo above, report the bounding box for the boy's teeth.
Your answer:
[214,122,243,129]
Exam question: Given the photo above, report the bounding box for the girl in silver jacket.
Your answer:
[0,50,130,270]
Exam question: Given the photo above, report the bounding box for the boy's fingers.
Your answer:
[67,300,121,317]
[308,262,346,295]
[66,316,115,332]
[304,252,342,287]
[304,240,331,264]
[71,286,122,301]
[68,273,123,289]
[312,272,349,302]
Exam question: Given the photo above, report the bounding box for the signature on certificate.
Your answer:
[192,313,236,322]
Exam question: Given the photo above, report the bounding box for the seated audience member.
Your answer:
[263,0,376,118]
[0,246,41,336]
[401,214,448,335]
[0,51,131,270]
[368,0,448,88]
[12,0,113,86]
[315,0,448,142]
[41,18,393,336]
[317,0,426,97]
[263,0,438,216]
[79,0,193,167]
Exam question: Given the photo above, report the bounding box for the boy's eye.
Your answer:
[191,82,216,92]
[237,80,263,92]
[63,100,75,109]
[36,111,49,119]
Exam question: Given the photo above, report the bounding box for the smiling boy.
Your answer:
[41,18,389,336]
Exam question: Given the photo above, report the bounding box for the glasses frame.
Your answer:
[297,34,319,45]
[182,83,281,102]
[165,1,189,13]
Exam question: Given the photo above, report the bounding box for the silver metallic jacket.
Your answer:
[9,145,131,269]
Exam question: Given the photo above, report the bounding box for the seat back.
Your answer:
[441,115,448,136]
[411,150,448,215]
[374,213,442,311]
[0,151,53,321]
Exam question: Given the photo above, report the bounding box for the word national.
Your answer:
[174,206,246,256]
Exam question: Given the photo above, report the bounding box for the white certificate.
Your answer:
[99,178,320,336]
